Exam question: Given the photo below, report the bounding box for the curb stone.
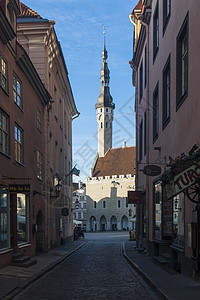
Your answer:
[122,242,170,300]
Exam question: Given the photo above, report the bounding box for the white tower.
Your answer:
[95,29,115,157]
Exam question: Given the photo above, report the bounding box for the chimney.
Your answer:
[122,141,126,148]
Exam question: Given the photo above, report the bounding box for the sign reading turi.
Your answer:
[174,164,200,194]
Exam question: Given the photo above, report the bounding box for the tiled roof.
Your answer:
[19,2,42,18]
[92,146,136,178]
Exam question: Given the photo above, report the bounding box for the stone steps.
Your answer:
[11,254,37,268]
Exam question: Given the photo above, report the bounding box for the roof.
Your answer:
[19,2,42,18]
[92,146,136,178]
[130,0,143,15]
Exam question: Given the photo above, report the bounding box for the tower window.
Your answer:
[101,122,103,128]
[106,108,108,112]
[106,122,108,128]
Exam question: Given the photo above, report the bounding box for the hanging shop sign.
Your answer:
[143,165,161,176]
[9,184,30,193]
[128,191,143,204]
[163,163,200,199]
[62,207,69,216]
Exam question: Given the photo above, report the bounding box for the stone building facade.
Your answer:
[86,146,136,232]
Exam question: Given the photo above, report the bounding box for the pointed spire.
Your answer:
[95,27,115,110]
[103,25,106,50]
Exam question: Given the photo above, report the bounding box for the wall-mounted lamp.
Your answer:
[50,178,62,199]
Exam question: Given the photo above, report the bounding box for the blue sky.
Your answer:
[22,0,137,182]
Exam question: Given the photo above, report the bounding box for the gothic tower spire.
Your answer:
[95,27,115,157]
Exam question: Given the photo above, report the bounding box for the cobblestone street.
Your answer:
[14,232,159,300]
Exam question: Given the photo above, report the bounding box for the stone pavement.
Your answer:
[0,239,86,300]
[1,238,200,300]
[123,241,200,300]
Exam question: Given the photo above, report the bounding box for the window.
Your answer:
[83,203,86,209]
[144,111,147,156]
[14,124,23,164]
[176,13,188,109]
[139,59,143,101]
[153,83,159,142]
[80,196,84,201]
[153,1,159,61]
[126,197,128,208]
[36,150,43,180]
[163,0,171,34]
[0,55,8,92]
[0,110,9,155]
[0,187,9,250]
[139,119,143,161]
[144,45,147,88]
[154,181,162,240]
[106,122,108,128]
[103,200,106,208]
[17,193,29,245]
[78,212,81,219]
[118,200,121,208]
[13,73,22,109]
[94,201,97,209]
[173,193,185,247]
[163,55,171,128]
[101,122,103,128]
[37,108,41,132]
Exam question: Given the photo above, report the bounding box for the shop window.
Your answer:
[14,124,24,164]
[0,54,8,93]
[17,193,29,245]
[0,187,9,250]
[0,109,9,156]
[142,193,147,237]
[173,193,185,247]
[176,13,188,109]
[154,181,162,240]
[13,73,22,109]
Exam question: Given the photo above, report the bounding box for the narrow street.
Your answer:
[14,232,159,300]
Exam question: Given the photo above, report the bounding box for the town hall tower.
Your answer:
[95,30,115,157]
